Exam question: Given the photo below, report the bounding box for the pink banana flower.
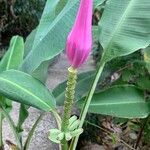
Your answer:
[66,0,93,68]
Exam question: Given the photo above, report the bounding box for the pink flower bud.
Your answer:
[66,0,93,68]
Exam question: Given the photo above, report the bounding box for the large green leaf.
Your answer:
[22,0,64,82]
[0,36,24,72]
[77,85,150,118]
[24,0,71,58]
[55,0,68,16]
[0,70,56,111]
[99,0,150,63]
[0,36,28,132]
[32,0,61,50]
[24,29,37,57]
[0,36,24,110]
[137,76,150,91]
[20,0,80,74]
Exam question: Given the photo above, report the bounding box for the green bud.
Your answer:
[49,136,60,144]
[49,129,61,136]
[69,116,77,127]
[71,128,83,137]
[69,119,80,131]
[65,132,72,141]
[57,132,65,141]
[49,129,61,143]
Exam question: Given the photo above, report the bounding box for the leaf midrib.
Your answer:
[89,101,145,106]
[0,77,51,110]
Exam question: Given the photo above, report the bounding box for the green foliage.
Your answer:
[21,0,71,82]
[0,36,24,110]
[110,52,150,93]
[77,85,150,118]
[21,0,106,82]
[55,0,68,16]
[17,104,29,132]
[0,70,56,111]
[24,29,37,58]
[99,0,150,63]
[20,0,80,81]
[0,36,24,72]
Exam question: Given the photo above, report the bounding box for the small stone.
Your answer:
[129,132,137,140]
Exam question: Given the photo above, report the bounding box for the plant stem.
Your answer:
[24,113,44,150]
[0,107,22,149]
[53,111,61,130]
[0,112,3,149]
[69,62,105,150]
[135,116,149,149]
[52,111,62,150]
[61,67,77,150]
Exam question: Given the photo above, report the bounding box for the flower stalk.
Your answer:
[69,61,105,150]
[61,67,77,149]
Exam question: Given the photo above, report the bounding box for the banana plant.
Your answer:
[0,0,149,150]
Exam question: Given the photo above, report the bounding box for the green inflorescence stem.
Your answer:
[61,67,77,150]
[69,62,105,150]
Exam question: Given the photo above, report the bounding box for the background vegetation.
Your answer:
[0,0,45,50]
